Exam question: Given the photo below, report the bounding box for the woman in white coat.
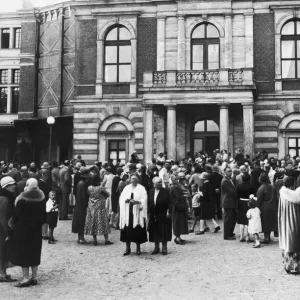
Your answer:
[119,174,148,256]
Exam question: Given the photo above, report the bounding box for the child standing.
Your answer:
[46,191,59,244]
[246,197,262,248]
[189,184,201,233]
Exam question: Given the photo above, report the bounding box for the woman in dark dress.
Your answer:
[170,172,190,245]
[256,172,277,243]
[198,172,220,234]
[110,167,122,228]
[72,168,90,244]
[11,178,46,287]
[148,177,172,255]
[119,174,148,256]
[0,176,17,283]
[237,173,255,242]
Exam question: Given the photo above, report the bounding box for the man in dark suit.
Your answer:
[58,160,72,220]
[147,177,172,255]
[221,167,238,240]
[210,165,223,220]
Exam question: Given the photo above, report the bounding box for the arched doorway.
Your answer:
[191,119,219,155]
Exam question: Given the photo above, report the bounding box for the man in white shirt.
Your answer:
[159,161,171,188]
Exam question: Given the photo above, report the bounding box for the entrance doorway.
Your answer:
[191,120,219,155]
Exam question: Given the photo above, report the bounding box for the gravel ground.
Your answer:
[1,219,299,300]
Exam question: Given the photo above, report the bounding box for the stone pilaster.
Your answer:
[177,15,185,70]
[242,103,254,157]
[244,13,253,68]
[275,34,282,91]
[143,105,153,163]
[157,16,166,71]
[224,14,233,69]
[96,40,104,96]
[130,38,137,95]
[219,104,229,151]
[166,105,177,160]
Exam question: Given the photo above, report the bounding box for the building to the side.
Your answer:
[0,12,21,161]
[3,0,300,165]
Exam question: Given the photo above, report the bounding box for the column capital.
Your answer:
[178,15,186,20]
[218,103,230,109]
[224,13,233,18]
[241,102,254,108]
[244,12,254,17]
[157,15,166,20]
[165,104,177,110]
[143,104,154,110]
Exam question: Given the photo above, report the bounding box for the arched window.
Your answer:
[191,23,219,70]
[281,19,300,79]
[194,120,219,132]
[104,25,131,83]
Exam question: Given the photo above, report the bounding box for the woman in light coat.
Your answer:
[119,174,147,256]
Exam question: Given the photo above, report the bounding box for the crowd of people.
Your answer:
[0,148,300,288]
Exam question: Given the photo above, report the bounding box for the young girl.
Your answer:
[46,190,59,244]
[189,184,201,233]
[246,196,262,248]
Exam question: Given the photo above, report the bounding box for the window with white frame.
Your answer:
[281,19,300,79]
[191,23,220,70]
[104,25,131,83]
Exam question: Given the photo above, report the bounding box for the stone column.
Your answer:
[143,105,153,163]
[96,40,104,96]
[7,69,12,113]
[130,38,137,95]
[9,28,14,48]
[275,34,282,91]
[177,15,185,70]
[166,105,177,160]
[242,103,254,157]
[219,104,229,151]
[224,14,233,69]
[157,16,166,71]
[244,13,253,68]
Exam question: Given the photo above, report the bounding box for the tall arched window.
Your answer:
[191,23,219,70]
[281,19,300,79]
[104,25,131,83]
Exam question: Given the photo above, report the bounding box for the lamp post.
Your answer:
[47,116,55,163]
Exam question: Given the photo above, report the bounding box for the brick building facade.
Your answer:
[2,0,300,165]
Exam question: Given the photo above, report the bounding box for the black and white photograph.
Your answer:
[0,0,300,299]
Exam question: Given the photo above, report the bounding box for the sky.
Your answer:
[0,0,64,13]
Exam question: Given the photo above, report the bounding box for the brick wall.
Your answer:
[137,17,157,84]
[19,65,35,114]
[21,22,36,54]
[75,19,97,96]
[253,13,275,93]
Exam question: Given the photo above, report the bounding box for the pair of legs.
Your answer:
[0,260,8,279]
[224,208,237,239]
[263,231,271,243]
[252,233,260,247]
[109,211,119,228]
[239,225,250,241]
[92,234,113,245]
[190,215,200,232]
[42,223,48,239]
[77,233,87,244]
[124,242,141,255]
[59,193,70,220]
[48,227,56,244]
[152,242,168,255]
[20,266,38,284]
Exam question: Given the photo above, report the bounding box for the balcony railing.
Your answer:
[143,68,254,88]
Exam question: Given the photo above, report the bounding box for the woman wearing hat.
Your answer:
[256,172,277,244]
[10,178,46,287]
[72,168,90,244]
[119,173,148,255]
[0,176,17,283]
[171,172,190,244]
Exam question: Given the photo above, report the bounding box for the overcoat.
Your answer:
[147,188,172,243]
[199,180,214,219]
[256,183,277,232]
[72,180,89,234]
[221,176,238,209]
[236,182,255,225]
[0,190,15,266]
[170,185,188,236]
[10,189,46,267]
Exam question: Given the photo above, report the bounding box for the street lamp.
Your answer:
[47,116,55,163]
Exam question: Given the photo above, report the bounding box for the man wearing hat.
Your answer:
[130,149,140,164]
[58,160,72,220]
[16,166,29,195]
[0,176,17,282]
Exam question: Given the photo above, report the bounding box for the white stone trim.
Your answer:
[186,17,225,38]
[99,115,134,132]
